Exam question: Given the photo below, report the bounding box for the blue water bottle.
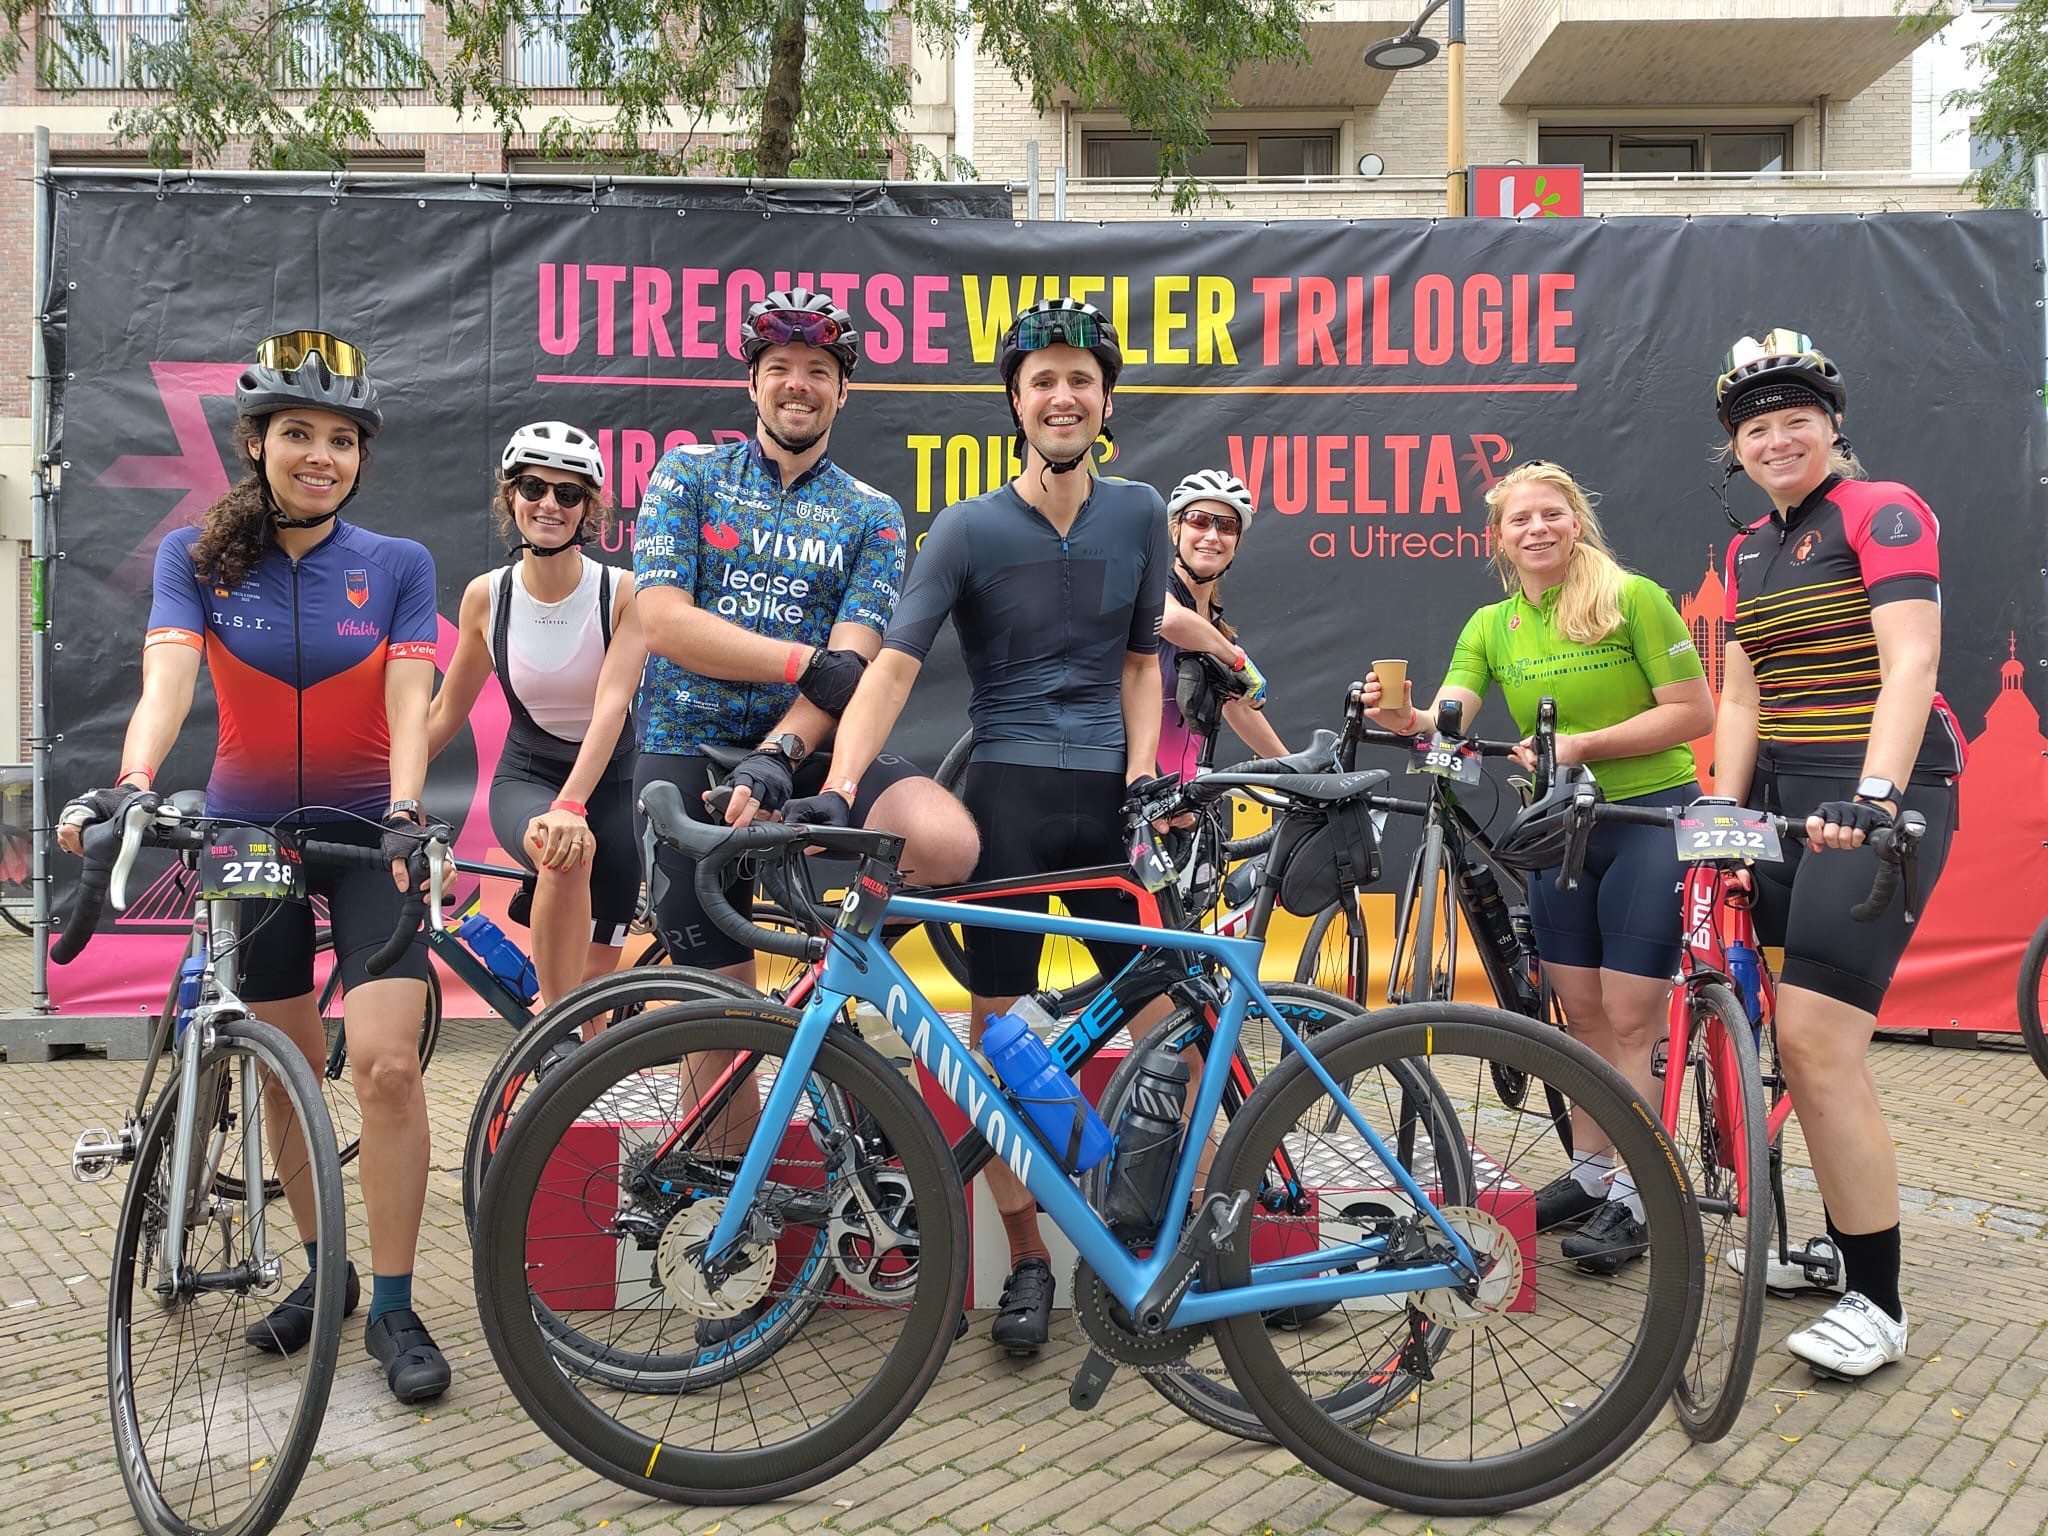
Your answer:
[458,913,540,1005]
[1724,940,1765,1039]
[173,954,206,1041]
[981,997,1114,1174]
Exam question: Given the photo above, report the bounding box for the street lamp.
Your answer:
[1364,0,1467,215]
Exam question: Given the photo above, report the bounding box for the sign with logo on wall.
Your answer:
[1470,164,1584,219]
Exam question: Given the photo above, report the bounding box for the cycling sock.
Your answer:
[1569,1150,1615,1198]
[1611,1167,1646,1222]
[1833,1225,1903,1322]
[999,1207,1051,1268]
[304,1240,318,1269]
[369,1272,414,1325]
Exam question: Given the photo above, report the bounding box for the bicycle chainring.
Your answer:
[1071,1258,1204,1368]
[826,1169,921,1302]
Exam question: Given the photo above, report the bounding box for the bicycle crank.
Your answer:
[826,1169,920,1302]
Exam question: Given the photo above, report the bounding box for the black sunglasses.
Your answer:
[512,474,593,510]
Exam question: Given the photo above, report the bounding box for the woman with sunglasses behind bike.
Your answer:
[1157,469,1287,778]
[428,423,641,1006]
[56,330,454,1404]
[1361,460,1714,1274]
[1710,331,1961,1380]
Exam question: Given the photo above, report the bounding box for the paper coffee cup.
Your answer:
[1372,658,1408,697]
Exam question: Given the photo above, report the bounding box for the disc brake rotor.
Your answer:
[1413,1207,1524,1328]
[654,1198,775,1320]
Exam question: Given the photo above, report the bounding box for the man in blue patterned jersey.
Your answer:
[631,288,978,986]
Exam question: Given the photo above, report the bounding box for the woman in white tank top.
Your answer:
[428,423,647,1005]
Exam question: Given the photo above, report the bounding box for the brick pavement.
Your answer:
[3,929,2046,1536]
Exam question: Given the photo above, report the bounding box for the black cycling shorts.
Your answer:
[959,761,1141,999]
[633,750,925,970]
[1527,783,1695,980]
[236,821,433,1004]
[489,740,639,947]
[1747,767,1957,1016]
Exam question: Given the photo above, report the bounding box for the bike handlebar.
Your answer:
[51,795,449,971]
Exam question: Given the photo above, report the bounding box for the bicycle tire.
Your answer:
[1407,823,1450,1003]
[2018,914,2048,1083]
[1671,982,1770,1443]
[1207,1001,1703,1515]
[109,1016,346,1536]
[1084,983,1472,1441]
[461,963,764,1229]
[472,999,968,1503]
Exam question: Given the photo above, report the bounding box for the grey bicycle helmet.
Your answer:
[742,288,860,378]
[235,347,383,436]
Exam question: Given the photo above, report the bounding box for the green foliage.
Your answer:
[4,0,1313,203]
[1898,0,2047,207]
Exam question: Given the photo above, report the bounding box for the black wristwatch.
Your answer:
[757,732,808,764]
[384,798,425,825]
[1853,776,1900,808]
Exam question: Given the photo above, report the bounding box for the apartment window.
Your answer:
[736,0,896,91]
[1968,120,2018,170]
[1082,132,1334,180]
[513,2,655,88]
[281,0,423,88]
[1538,129,1788,175]
[38,0,184,91]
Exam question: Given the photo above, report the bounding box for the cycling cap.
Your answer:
[236,328,383,435]
[998,298,1124,392]
[1169,469,1257,526]
[1715,328,1846,432]
[1492,769,1599,874]
[502,420,605,489]
[742,288,860,377]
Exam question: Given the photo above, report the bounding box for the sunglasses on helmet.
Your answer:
[748,310,847,348]
[1013,309,1107,354]
[1717,328,1819,393]
[255,329,369,377]
[512,474,594,511]
[1178,509,1242,537]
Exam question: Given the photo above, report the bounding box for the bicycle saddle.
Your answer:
[699,743,753,774]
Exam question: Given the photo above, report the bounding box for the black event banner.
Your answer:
[41,179,2048,1015]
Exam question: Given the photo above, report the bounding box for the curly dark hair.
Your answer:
[187,414,372,587]
[490,468,614,546]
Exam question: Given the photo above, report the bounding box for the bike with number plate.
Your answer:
[59,794,443,1536]
[1532,777,1926,1441]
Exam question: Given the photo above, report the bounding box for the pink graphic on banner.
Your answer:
[99,362,247,594]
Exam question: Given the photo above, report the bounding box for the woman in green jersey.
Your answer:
[1364,460,1714,1272]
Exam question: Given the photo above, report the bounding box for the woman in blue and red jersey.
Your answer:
[1712,330,1961,1382]
[58,330,453,1404]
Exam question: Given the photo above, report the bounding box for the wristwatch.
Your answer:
[758,732,809,764]
[1853,776,1900,807]
[384,798,425,825]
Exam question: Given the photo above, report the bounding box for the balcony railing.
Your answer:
[278,12,425,88]
[509,5,654,88]
[37,8,185,91]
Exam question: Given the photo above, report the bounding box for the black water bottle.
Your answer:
[1107,1050,1190,1237]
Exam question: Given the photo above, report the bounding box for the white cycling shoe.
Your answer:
[1728,1237,1844,1296]
[1785,1292,1907,1379]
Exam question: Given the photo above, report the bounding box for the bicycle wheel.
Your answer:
[462,963,764,1228]
[1670,982,1769,1443]
[1207,1002,1702,1515]
[109,1017,346,1536]
[1085,983,1473,1441]
[2018,915,2048,1083]
[1292,900,1367,1004]
[472,999,967,1502]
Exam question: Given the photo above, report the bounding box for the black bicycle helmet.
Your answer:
[1493,768,1600,873]
[741,287,860,378]
[997,298,1124,393]
[1714,328,1846,433]
[235,348,383,436]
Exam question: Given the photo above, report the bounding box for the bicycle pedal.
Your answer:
[1133,1190,1251,1332]
[1069,1348,1117,1411]
[72,1126,132,1182]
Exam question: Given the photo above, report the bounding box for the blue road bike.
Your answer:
[473,783,1704,1516]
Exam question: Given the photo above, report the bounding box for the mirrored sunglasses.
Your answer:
[255,329,369,377]
[1014,309,1107,353]
[748,310,846,348]
[1178,509,1242,537]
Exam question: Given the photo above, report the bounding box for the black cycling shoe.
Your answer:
[1533,1172,1608,1231]
[364,1308,452,1404]
[1562,1199,1649,1275]
[246,1260,359,1354]
[990,1257,1055,1356]
[694,1298,770,1351]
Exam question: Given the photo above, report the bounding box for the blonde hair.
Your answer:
[1483,462,1627,646]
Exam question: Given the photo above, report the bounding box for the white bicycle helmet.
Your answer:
[501,420,605,489]
[1168,469,1257,525]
